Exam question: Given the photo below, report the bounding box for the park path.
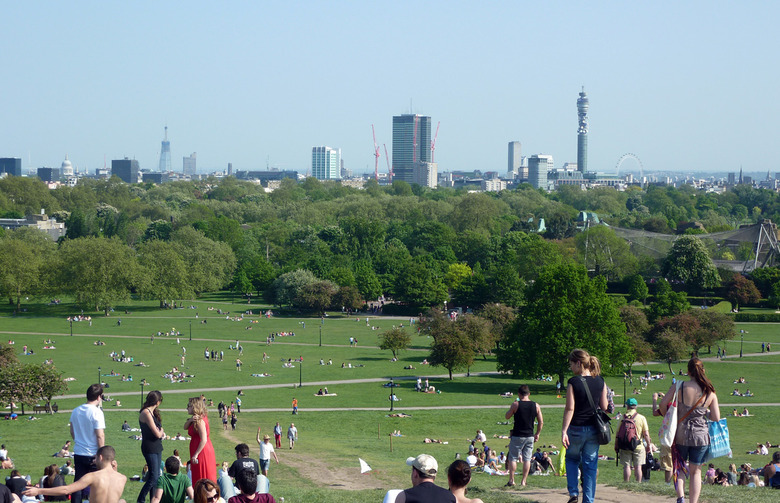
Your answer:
[513,484,678,503]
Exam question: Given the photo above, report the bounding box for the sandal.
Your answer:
[505,482,516,487]
[567,496,578,503]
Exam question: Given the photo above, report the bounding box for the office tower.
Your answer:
[311,146,340,180]
[111,158,139,183]
[37,167,60,182]
[508,141,521,177]
[392,114,431,184]
[183,153,197,176]
[227,163,233,176]
[0,158,22,176]
[159,126,171,172]
[727,172,736,185]
[577,88,589,173]
[528,155,549,190]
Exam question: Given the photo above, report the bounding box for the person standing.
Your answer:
[138,391,166,503]
[255,431,279,477]
[287,424,297,450]
[291,398,298,415]
[184,397,217,483]
[659,357,720,503]
[616,398,651,482]
[394,454,455,503]
[504,385,543,487]
[235,396,241,414]
[273,423,282,449]
[561,349,607,503]
[70,384,106,503]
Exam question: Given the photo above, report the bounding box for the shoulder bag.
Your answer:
[659,381,682,448]
[580,376,612,445]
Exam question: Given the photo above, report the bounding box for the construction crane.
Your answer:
[431,121,440,162]
[383,144,392,181]
[371,124,380,181]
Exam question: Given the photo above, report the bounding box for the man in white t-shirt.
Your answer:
[69,384,105,503]
[256,432,279,476]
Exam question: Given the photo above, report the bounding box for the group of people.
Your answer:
[701,456,780,488]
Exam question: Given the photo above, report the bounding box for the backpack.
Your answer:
[615,413,640,451]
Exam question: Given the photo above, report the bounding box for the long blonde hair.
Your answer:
[568,349,602,377]
[188,396,208,419]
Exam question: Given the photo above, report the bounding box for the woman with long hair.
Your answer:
[185,396,216,483]
[138,390,165,503]
[43,464,67,501]
[447,460,484,503]
[193,479,225,503]
[659,357,720,503]
[561,349,607,503]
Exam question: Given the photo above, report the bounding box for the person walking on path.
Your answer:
[505,384,543,487]
[561,349,607,503]
[287,424,297,450]
[70,384,106,503]
[659,357,720,503]
[291,398,297,415]
[616,397,651,483]
[273,423,282,449]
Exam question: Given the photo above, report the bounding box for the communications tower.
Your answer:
[159,126,171,172]
[577,88,589,173]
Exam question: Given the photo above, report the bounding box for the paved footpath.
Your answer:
[515,484,678,503]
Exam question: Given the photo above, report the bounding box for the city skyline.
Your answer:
[2,2,780,176]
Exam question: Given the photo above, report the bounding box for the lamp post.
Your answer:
[319,326,322,347]
[299,360,302,388]
[623,374,627,401]
[740,329,744,358]
[97,366,101,385]
[140,380,145,407]
[189,321,192,341]
[70,320,73,337]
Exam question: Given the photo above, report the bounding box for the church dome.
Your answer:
[61,155,73,176]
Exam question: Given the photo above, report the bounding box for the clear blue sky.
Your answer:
[2,1,778,176]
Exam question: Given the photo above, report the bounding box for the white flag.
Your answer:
[359,458,372,473]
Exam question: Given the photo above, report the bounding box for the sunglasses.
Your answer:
[206,494,219,502]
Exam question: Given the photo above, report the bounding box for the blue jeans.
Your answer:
[137,451,161,503]
[218,472,270,498]
[565,425,600,503]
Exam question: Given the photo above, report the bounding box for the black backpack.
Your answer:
[615,413,640,451]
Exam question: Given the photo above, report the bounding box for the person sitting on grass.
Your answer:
[23,445,127,503]
[150,456,193,503]
[447,460,483,503]
[227,469,275,503]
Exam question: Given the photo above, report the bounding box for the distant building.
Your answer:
[508,141,521,177]
[235,170,298,184]
[227,163,233,176]
[183,153,197,176]
[0,211,65,240]
[142,172,168,184]
[392,114,432,186]
[727,172,736,185]
[414,162,438,188]
[37,167,60,182]
[577,88,589,173]
[111,158,140,183]
[60,155,74,176]
[311,146,340,180]
[743,175,753,185]
[159,126,171,172]
[482,178,507,192]
[528,155,550,190]
[0,158,22,177]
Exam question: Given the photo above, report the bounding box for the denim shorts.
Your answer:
[259,458,270,472]
[677,444,708,465]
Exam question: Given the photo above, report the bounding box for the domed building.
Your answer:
[61,155,73,176]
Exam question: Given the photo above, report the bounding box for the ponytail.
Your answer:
[568,349,601,376]
[688,357,715,394]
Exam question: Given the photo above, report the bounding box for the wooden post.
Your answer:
[390,432,393,452]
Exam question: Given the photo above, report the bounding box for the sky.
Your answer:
[2,1,779,177]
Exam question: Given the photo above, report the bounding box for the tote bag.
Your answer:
[705,419,731,461]
[659,381,682,448]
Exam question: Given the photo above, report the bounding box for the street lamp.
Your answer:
[189,321,192,341]
[70,320,73,337]
[740,329,744,358]
[623,374,627,401]
[299,360,302,388]
[319,326,322,347]
[140,380,146,407]
[97,366,101,385]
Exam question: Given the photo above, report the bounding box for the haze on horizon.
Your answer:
[2,1,779,176]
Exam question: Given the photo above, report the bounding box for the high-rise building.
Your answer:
[727,172,736,185]
[392,114,431,185]
[183,153,197,176]
[227,163,233,176]
[577,88,589,173]
[528,155,549,190]
[37,167,60,182]
[0,158,22,176]
[111,158,139,183]
[508,141,521,177]
[159,126,171,172]
[311,146,340,180]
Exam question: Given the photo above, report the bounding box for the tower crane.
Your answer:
[384,144,392,181]
[371,124,380,181]
[431,121,440,162]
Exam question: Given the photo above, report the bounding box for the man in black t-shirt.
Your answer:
[505,385,544,487]
[219,443,264,499]
[394,454,455,503]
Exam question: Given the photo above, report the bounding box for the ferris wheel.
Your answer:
[615,153,644,179]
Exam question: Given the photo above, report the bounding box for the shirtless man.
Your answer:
[24,446,127,503]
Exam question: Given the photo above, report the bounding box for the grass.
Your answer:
[1,297,778,503]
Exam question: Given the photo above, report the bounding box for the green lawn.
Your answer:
[1,297,778,503]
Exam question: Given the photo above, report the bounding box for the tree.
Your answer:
[690,309,735,352]
[171,228,237,294]
[619,305,654,365]
[28,363,68,410]
[333,285,363,312]
[497,264,631,384]
[296,280,338,313]
[379,327,413,358]
[353,260,382,301]
[662,235,720,290]
[769,282,780,309]
[0,228,56,310]
[137,240,193,307]
[230,269,253,298]
[626,274,649,305]
[444,263,472,292]
[272,269,318,307]
[575,226,637,281]
[725,274,761,310]
[477,303,517,343]
[456,314,495,360]
[56,237,139,314]
[395,258,448,310]
[648,279,691,322]
[418,309,474,379]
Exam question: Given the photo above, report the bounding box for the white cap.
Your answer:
[406,454,437,477]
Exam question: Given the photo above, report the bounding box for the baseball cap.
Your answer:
[263,435,270,440]
[406,454,437,476]
[626,398,638,407]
